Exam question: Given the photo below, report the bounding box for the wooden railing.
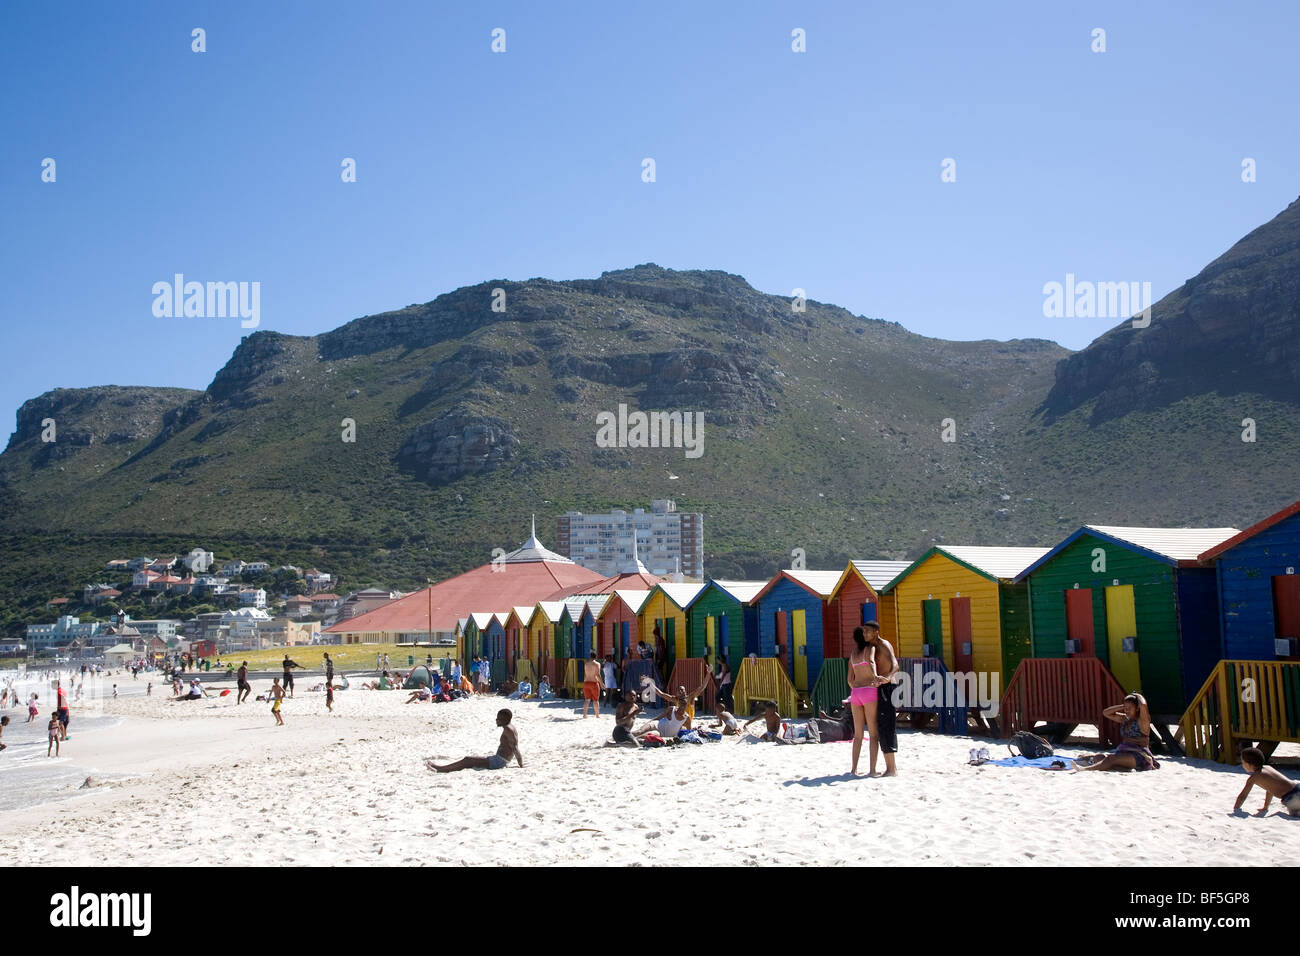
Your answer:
[999,657,1127,744]
[732,658,798,718]
[1181,660,1300,763]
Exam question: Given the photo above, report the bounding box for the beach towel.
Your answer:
[219,689,232,697]
[984,755,1075,770]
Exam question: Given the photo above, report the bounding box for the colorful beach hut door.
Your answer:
[792,609,808,690]
[1065,589,1095,657]
[705,616,716,666]
[950,597,973,674]
[776,611,789,674]
[922,599,943,660]
[1104,585,1141,691]
[718,616,730,663]
[1273,576,1300,660]
[620,622,631,662]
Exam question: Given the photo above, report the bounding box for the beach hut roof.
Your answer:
[509,605,535,625]
[705,580,768,604]
[601,589,653,616]
[563,595,609,620]
[469,612,494,629]
[752,569,841,604]
[654,582,707,610]
[1015,525,1241,580]
[1197,500,1300,561]
[535,601,566,623]
[831,560,914,597]
[936,547,1050,581]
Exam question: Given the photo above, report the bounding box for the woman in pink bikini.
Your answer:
[847,626,881,776]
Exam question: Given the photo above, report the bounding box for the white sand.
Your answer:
[1,684,1295,866]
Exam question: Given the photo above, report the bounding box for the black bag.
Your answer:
[1008,731,1054,759]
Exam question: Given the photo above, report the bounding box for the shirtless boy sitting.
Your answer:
[710,710,742,736]
[609,691,642,747]
[743,701,785,741]
[427,709,523,773]
[1235,746,1300,816]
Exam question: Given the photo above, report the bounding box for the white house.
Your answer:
[182,549,215,573]
[132,570,161,589]
[304,569,332,591]
[239,588,267,609]
[245,561,271,574]
[221,560,246,577]
[222,607,271,644]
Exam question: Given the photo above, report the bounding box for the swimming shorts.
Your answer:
[272,699,281,712]
[612,725,634,743]
[57,708,69,727]
[583,680,600,701]
[850,685,878,706]
[1283,784,1300,815]
[486,754,507,770]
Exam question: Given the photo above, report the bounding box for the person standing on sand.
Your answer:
[0,714,9,751]
[26,693,39,723]
[268,678,286,725]
[325,680,334,713]
[602,655,618,707]
[281,656,302,698]
[863,621,898,777]
[47,715,61,757]
[236,661,251,704]
[426,709,522,773]
[847,626,880,776]
[653,625,667,683]
[323,653,334,687]
[582,655,602,718]
[55,684,70,741]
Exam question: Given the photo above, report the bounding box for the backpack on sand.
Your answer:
[1008,731,1054,759]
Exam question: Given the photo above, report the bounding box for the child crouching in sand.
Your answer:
[1234,746,1300,816]
[743,701,785,742]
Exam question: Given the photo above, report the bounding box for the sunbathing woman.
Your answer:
[848,626,880,776]
[1076,693,1160,772]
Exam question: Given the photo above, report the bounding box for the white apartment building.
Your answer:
[239,588,268,609]
[557,499,703,578]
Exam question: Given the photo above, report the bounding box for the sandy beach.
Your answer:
[0,677,1296,867]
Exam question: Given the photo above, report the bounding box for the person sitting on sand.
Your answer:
[406,686,432,704]
[172,678,210,701]
[743,701,785,742]
[633,678,708,741]
[537,676,554,701]
[611,691,642,747]
[426,709,523,773]
[362,671,393,691]
[508,679,532,701]
[644,675,710,730]
[710,709,742,737]
[1234,746,1300,816]
[1076,694,1160,772]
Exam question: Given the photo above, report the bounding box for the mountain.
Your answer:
[2,200,1299,638]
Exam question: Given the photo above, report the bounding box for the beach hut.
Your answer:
[596,589,651,663]
[504,606,534,678]
[561,595,610,663]
[526,601,565,684]
[1016,525,1239,719]
[1198,500,1300,662]
[881,547,1047,686]
[751,569,841,693]
[638,583,705,675]
[826,561,912,658]
[686,580,764,673]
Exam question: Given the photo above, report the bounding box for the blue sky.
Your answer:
[2,1,1297,433]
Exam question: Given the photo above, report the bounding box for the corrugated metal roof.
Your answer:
[470,612,496,629]
[1085,526,1240,561]
[534,601,566,623]
[708,580,768,604]
[783,569,843,597]
[849,560,913,589]
[937,547,1051,580]
[564,594,610,620]
[510,605,534,624]
[605,589,653,614]
[657,582,707,608]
